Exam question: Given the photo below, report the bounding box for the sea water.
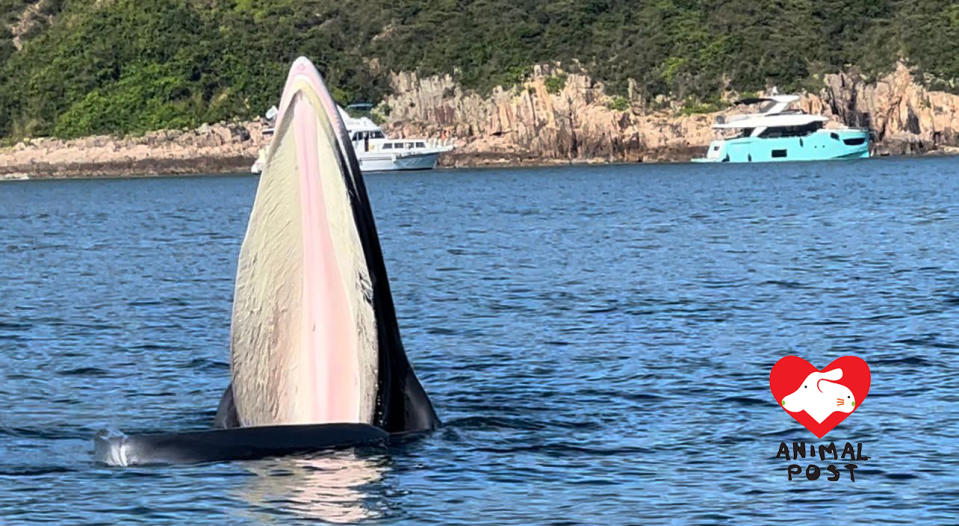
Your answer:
[1,157,958,523]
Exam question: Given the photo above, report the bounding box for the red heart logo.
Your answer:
[769,356,870,438]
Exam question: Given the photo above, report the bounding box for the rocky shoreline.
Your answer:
[0,122,269,181]
[386,62,959,165]
[0,127,701,181]
[2,62,957,181]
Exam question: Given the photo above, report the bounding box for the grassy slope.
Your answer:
[1,0,957,140]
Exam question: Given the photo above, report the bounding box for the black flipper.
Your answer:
[214,383,240,430]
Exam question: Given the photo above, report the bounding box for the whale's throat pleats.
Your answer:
[230,89,378,427]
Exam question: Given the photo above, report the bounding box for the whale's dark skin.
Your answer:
[96,424,389,465]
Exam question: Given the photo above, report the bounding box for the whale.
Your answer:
[95,57,439,465]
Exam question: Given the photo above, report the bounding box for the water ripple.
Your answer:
[2,160,959,523]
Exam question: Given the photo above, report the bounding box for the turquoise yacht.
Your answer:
[693,95,870,163]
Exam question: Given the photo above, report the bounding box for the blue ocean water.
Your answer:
[1,157,959,523]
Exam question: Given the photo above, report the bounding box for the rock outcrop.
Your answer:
[8,0,57,51]
[0,122,268,180]
[383,63,959,166]
[382,66,713,166]
[806,63,959,155]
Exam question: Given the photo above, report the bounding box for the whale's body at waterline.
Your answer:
[95,424,389,466]
[96,58,439,465]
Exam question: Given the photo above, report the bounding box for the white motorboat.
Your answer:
[338,107,453,172]
[251,105,453,173]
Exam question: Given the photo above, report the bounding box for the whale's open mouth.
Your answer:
[229,61,380,427]
[222,58,439,434]
[92,58,437,467]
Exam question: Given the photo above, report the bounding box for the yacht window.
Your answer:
[712,145,720,151]
[830,132,840,140]
[407,142,414,149]
[416,142,426,148]
[383,143,393,150]
[372,131,385,139]
[758,122,823,138]
[771,149,787,158]
[843,137,866,146]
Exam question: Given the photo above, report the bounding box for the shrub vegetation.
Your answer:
[1,0,957,139]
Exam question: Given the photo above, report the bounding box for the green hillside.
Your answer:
[1,0,957,140]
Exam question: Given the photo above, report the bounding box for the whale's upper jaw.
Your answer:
[219,57,439,433]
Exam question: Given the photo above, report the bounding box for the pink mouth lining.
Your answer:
[293,94,360,424]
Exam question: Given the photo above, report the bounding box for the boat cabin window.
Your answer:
[771,149,788,158]
[383,143,393,150]
[737,128,755,138]
[416,142,426,148]
[843,137,865,146]
[757,122,823,138]
[352,131,384,141]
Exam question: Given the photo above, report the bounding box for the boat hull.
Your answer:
[357,151,442,172]
[694,129,870,163]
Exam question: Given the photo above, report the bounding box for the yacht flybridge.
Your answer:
[693,95,870,163]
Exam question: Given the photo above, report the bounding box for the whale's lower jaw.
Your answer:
[228,84,378,428]
[220,57,438,434]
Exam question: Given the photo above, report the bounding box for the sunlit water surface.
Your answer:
[2,157,959,523]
